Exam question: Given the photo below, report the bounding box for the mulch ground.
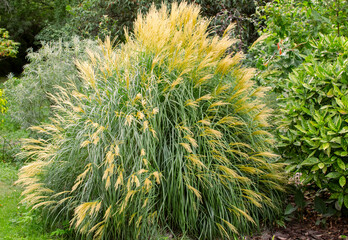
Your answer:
[251,216,347,240]
[249,188,348,240]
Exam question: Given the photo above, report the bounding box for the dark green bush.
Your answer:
[244,0,348,214]
[278,34,348,210]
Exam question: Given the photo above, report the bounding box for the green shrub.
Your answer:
[0,28,20,58]
[247,36,303,92]
[17,2,286,239]
[247,0,348,91]
[261,0,331,45]
[4,37,98,128]
[278,34,348,210]
[1,79,28,163]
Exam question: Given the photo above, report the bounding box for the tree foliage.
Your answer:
[38,0,266,51]
[0,0,77,75]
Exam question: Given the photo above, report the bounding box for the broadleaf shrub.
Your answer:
[17,2,286,239]
[0,28,20,58]
[278,34,348,210]
[246,0,348,95]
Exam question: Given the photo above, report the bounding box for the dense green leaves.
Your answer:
[246,0,348,212]
[279,34,348,210]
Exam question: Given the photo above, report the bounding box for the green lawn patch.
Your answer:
[0,162,61,240]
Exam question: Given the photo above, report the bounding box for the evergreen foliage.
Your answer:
[37,0,266,51]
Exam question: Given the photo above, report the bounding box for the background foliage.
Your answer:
[4,37,97,128]
[0,0,268,76]
[40,0,267,50]
[248,0,348,91]
[0,0,77,75]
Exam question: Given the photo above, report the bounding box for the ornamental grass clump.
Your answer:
[17,2,286,239]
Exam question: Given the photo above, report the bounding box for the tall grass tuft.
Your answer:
[17,2,286,239]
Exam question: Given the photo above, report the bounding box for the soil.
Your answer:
[249,188,348,240]
[252,216,348,240]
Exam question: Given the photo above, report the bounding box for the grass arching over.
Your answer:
[17,2,287,239]
[0,162,63,240]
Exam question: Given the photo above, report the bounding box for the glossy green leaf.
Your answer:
[326,172,341,178]
[330,137,341,144]
[322,166,327,174]
[318,163,325,169]
[311,165,319,172]
[339,176,346,187]
[338,194,344,208]
[300,157,319,166]
[322,142,330,150]
[337,158,346,170]
[336,98,345,109]
[295,125,307,134]
[335,151,348,157]
[344,195,348,209]
[301,107,311,115]
[339,127,348,134]
[327,88,334,97]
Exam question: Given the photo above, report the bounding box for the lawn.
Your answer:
[0,162,62,240]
